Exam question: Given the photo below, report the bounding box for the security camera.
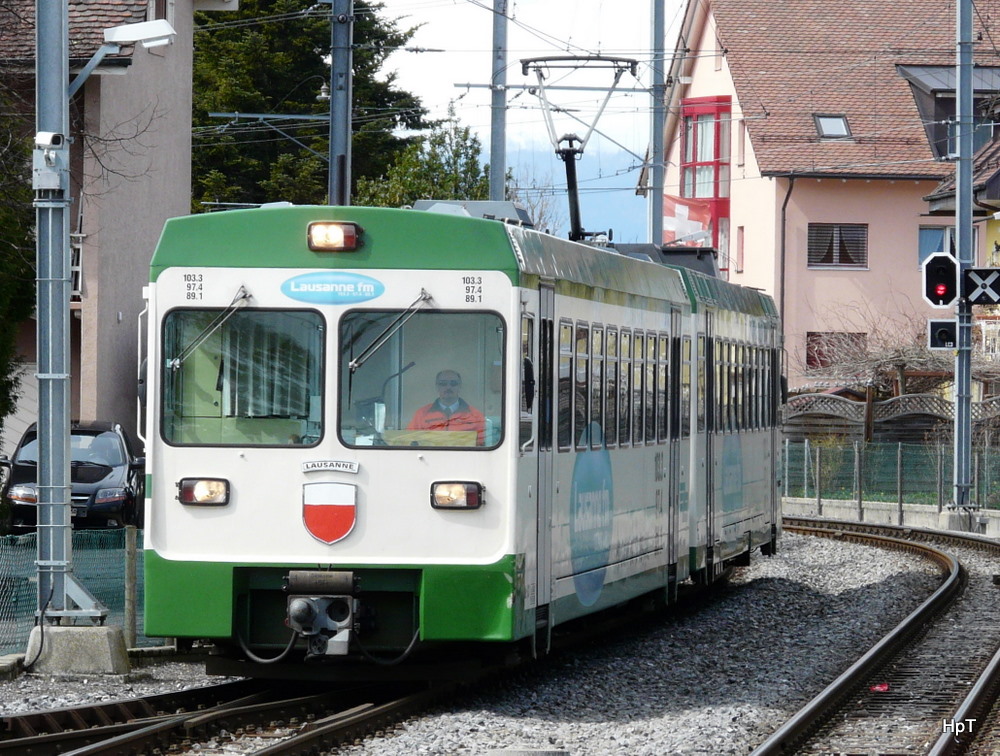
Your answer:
[35,132,64,148]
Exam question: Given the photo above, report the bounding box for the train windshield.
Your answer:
[339,310,504,449]
[161,309,324,446]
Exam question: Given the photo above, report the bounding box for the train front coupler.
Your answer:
[283,570,359,658]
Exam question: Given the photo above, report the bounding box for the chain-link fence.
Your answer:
[0,528,164,657]
[783,439,1000,510]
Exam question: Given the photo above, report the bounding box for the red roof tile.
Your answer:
[0,1,147,63]
[710,0,1000,180]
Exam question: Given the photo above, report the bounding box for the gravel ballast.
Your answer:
[0,533,942,754]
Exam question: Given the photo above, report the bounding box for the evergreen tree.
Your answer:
[192,0,428,209]
[0,93,36,443]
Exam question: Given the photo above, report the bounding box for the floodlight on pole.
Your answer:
[69,19,177,98]
[103,18,176,48]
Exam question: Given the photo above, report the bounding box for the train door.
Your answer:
[535,282,555,652]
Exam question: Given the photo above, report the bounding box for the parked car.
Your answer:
[0,421,145,531]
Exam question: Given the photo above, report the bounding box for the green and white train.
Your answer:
[142,202,782,676]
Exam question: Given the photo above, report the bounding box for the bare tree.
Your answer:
[507,171,566,235]
[793,297,1000,397]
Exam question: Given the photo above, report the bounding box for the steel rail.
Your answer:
[750,520,963,756]
[928,643,1000,755]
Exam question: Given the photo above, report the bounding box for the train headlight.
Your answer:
[177,478,230,506]
[307,221,363,252]
[430,481,483,510]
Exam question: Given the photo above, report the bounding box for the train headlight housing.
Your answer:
[307,221,363,252]
[430,481,483,510]
[177,478,230,506]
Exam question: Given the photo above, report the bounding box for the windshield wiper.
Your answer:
[168,286,252,370]
[349,289,432,374]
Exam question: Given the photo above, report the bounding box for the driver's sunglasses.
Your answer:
[437,380,461,387]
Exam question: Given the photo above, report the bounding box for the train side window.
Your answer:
[605,328,618,449]
[727,340,735,432]
[645,332,656,443]
[539,317,554,451]
[591,326,604,448]
[657,333,669,443]
[728,342,735,432]
[681,336,692,439]
[575,323,590,450]
[619,330,631,446]
[558,322,573,450]
[740,344,753,430]
[758,346,766,430]
[632,332,644,445]
[698,335,707,433]
[520,316,535,450]
[737,342,745,432]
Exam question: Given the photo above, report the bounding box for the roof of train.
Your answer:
[151,205,777,320]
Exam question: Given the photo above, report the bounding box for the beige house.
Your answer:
[662,0,1000,393]
[0,0,231,454]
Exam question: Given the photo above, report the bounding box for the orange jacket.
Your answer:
[408,400,486,445]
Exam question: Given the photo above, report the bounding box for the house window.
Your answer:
[919,226,956,266]
[898,65,1000,160]
[807,223,868,268]
[946,116,994,157]
[735,225,745,274]
[814,114,851,140]
[680,96,731,251]
[806,331,867,370]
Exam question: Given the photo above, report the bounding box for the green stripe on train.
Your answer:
[143,549,526,642]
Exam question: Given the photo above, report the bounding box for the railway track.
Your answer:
[10,517,1000,754]
[754,517,1000,755]
[0,674,452,755]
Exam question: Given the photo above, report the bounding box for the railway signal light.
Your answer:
[928,319,957,350]
[922,252,959,308]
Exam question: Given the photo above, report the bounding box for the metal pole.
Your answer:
[815,445,822,516]
[561,146,585,241]
[649,0,665,245]
[125,526,137,648]
[804,437,810,498]
[34,0,71,618]
[855,440,863,522]
[32,0,105,623]
[897,442,903,526]
[489,0,507,201]
[328,0,353,206]
[938,442,945,512]
[954,0,973,510]
[783,438,789,498]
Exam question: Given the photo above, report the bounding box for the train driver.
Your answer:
[407,369,486,445]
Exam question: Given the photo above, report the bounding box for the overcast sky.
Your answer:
[377,0,685,242]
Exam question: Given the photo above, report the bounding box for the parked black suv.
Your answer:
[0,421,145,531]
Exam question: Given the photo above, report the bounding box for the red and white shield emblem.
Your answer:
[303,482,356,544]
